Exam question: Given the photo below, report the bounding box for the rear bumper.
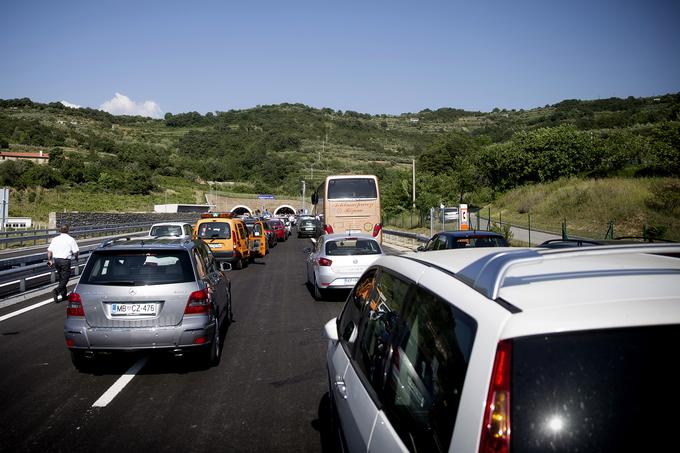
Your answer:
[64,316,216,351]
[211,250,240,263]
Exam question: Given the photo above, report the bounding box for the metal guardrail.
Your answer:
[0,219,197,248]
[382,228,428,250]
[0,253,89,299]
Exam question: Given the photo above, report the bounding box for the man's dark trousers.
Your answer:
[54,258,71,300]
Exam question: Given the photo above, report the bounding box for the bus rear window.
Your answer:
[511,325,679,452]
[327,178,377,199]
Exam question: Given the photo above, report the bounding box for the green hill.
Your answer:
[1,95,679,239]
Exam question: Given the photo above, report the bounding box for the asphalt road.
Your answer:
[0,234,403,453]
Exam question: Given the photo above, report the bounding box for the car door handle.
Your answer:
[334,378,347,400]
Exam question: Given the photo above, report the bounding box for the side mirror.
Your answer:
[310,238,317,245]
[220,262,232,272]
[311,192,318,204]
[416,246,424,252]
[323,317,339,342]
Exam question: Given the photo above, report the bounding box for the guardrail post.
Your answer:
[20,278,26,292]
[50,270,56,283]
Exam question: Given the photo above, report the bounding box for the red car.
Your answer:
[270,219,287,242]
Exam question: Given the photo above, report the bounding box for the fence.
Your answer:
[383,207,674,245]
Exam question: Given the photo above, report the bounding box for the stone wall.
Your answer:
[50,212,200,229]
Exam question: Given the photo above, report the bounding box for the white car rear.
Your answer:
[305,233,384,300]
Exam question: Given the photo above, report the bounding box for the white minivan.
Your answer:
[324,244,680,452]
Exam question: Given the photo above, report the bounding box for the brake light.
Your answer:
[318,257,333,266]
[324,225,334,234]
[372,223,382,237]
[67,293,85,317]
[184,289,211,315]
[479,340,512,453]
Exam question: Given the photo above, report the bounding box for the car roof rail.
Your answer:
[100,236,134,248]
[458,243,680,300]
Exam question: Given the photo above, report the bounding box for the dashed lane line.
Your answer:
[92,356,149,407]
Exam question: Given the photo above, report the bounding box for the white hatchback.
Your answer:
[305,233,384,300]
[148,222,193,239]
[324,244,680,452]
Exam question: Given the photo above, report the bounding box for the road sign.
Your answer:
[257,194,275,200]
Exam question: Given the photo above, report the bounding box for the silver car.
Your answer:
[64,237,232,370]
[304,233,384,300]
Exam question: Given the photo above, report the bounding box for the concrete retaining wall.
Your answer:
[50,212,199,229]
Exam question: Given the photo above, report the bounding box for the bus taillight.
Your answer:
[372,223,382,237]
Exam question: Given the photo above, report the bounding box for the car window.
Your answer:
[511,325,680,453]
[326,238,381,255]
[338,269,378,345]
[184,225,192,236]
[197,222,231,239]
[193,249,207,279]
[353,271,413,394]
[81,250,194,286]
[381,285,477,453]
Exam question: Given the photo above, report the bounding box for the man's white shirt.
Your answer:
[48,234,79,259]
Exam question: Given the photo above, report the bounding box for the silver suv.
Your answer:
[324,244,680,452]
[64,237,232,370]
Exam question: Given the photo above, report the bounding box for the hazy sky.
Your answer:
[1,0,679,117]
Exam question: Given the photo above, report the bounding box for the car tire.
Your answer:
[313,276,324,301]
[201,319,221,367]
[235,257,243,270]
[70,350,92,371]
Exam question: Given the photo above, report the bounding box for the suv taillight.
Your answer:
[372,223,382,237]
[318,257,332,266]
[479,340,512,453]
[67,292,85,317]
[184,289,211,315]
[324,225,334,234]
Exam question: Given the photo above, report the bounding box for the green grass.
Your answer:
[485,177,680,241]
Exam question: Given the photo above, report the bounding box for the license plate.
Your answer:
[111,303,157,316]
[345,278,358,285]
[209,243,222,249]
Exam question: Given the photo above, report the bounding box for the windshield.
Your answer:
[81,250,195,286]
[149,225,183,237]
[511,325,680,452]
[327,178,377,199]
[197,222,231,239]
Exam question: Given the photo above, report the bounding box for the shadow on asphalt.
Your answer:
[311,391,340,453]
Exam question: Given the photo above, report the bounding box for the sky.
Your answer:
[1,0,679,118]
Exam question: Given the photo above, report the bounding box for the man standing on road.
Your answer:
[47,224,79,303]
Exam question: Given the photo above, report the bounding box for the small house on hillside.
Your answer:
[0,151,49,165]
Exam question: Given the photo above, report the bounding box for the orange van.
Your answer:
[193,213,251,269]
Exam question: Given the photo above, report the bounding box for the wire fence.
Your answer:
[383,207,675,244]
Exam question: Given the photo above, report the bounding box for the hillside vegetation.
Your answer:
[1,94,679,239]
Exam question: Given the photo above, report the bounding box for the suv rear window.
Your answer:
[81,250,195,286]
[511,325,679,452]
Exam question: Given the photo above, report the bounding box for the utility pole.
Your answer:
[301,180,306,214]
[412,158,416,210]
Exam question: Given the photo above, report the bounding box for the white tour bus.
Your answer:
[312,175,382,242]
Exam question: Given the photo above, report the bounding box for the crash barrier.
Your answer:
[382,229,428,250]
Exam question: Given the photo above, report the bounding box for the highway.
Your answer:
[0,235,404,453]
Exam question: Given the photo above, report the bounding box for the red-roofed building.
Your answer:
[0,150,50,165]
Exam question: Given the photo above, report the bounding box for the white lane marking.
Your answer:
[0,297,54,322]
[92,356,149,407]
